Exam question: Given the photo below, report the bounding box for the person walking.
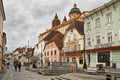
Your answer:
[14,59,18,72]
[18,61,21,72]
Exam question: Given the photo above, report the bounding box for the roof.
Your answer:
[84,0,119,19]
[66,20,84,35]
[69,3,81,15]
[45,32,64,50]
[43,30,61,41]
[0,0,6,20]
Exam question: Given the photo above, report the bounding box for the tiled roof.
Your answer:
[45,32,64,50]
[66,20,84,35]
[43,30,61,41]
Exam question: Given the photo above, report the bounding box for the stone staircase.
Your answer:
[51,77,71,80]
[38,68,69,76]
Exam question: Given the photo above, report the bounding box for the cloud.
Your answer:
[3,0,111,52]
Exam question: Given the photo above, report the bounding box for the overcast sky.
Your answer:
[3,0,111,52]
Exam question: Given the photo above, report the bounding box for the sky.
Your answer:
[3,0,111,52]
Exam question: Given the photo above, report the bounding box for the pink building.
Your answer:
[44,31,64,67]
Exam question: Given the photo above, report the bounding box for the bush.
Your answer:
[96,64,103,70]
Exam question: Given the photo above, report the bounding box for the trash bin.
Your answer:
[106,74,111,80]
[112,63,116,69]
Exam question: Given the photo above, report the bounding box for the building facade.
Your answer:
[0,0,6,68]
[43,31,63,67]
[62,20,84,68]
[84,0,120,68]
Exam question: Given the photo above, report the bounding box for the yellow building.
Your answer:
[62,20,84,68]
[0,0,6,68]
[38,3,89,69]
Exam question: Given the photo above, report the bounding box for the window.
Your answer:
[79,57,83,64]
[51,51,53,55]
[72,57,76,62]
[96,35,101,44]
[64,47,67,52]
[68,36,70,41]
[95,18,100,28]
[67,57,69,62]
[119,30,120,40]
[77,44,81,50]
[107,32,112,43]
[45,52,46,56]
[47,51,49,56]
[73,34,76,40]
[87,38,91,46]
[106,13,112,24]
[70,45,74,51]
[54,50,56,55]
[87,22,91,31]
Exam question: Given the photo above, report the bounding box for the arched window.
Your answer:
[79,57,83,64]
[72,57,76,62]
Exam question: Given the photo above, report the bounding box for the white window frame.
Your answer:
[96,35,101,44]
[73,34,76,40]
[70,45,74,51]
[68,36,70,41]
[87,37,91,46]
[95,18,100,28]
[119,29,120,41]
[87,22,91,31]
[77,44,81,50]
[106,32,113,43]
[106,13,112,24]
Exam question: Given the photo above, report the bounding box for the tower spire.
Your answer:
[73,0,77,8]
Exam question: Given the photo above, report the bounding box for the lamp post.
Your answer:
[26,41,30,70]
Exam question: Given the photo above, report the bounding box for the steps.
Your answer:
[51,77,71,80]
[38,69,69,76]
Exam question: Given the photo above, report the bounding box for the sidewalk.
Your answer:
[1,67,14,80]
[0,68,7,80]
[59,73,106,80]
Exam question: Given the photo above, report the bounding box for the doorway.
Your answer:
[98,51,110,66]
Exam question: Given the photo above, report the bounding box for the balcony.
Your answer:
[64,50,83,54]
[94,43,113,49]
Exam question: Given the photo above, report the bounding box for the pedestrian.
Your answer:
[6,59,10,69]
[18,61,21,72]
[14,59,18,72]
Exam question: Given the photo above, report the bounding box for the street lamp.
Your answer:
[26,41,30,70]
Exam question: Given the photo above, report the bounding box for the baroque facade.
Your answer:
[35,3,88,68]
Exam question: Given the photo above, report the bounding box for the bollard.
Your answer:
[106,74,111,80]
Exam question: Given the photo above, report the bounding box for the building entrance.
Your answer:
[98,51,110,66]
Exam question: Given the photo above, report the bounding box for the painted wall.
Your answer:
[44,42,60,66]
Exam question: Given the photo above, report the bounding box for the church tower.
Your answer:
[69,3,81,19]
[52,14,61,28]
